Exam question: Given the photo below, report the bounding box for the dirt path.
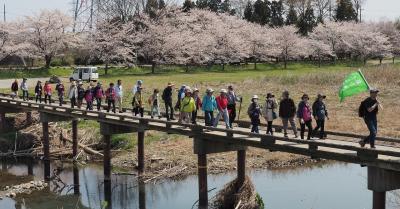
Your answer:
[0,77,69,89]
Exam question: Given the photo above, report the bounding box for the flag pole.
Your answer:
[358,69,383,110]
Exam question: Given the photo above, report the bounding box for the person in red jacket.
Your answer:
[192,88,202,124]
[106,83,116,113]
[43,81,52,104]
[11,79,19,99]
[213,89,230,129]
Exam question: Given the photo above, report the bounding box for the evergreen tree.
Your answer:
[208,0,222,12]
[252,0,270,25]
[335,0,357,22]
[243,1,253,22]
[196,0,209,9]
[297,2,316,36]
[158,0,166,9]
[285,5,298,25]
[221,0,232,13]
[269,0,284,27]
[145,0,159,18]
[183,0,195,12]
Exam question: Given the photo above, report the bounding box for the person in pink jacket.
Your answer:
[43,81,52,104]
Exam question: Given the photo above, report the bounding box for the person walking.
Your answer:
[192,88,202,124]
[20,78,29,101]
[148,89,161,119]
[279,90,298,138]
[43,81,52,104]
[312,94,329,139]
[214,89,230,129]
[263,93,278,135]
[34,81,43,103]
[84,86,94,110]
[115,80,124,113]
[132,80,143,95]
[68,81,78,108]
[132,86,144,117]
[175,85,186,111]
[179,88,196,124]
[227,85,241,129]
[94,82,104,111]
[202,88,217,126]
[297,94,313,140]
[77,81,85,109]
[106,83,116,113]
[11,79,19,99]
[248,95,262,133]
[162,82,175,121]
[358,89,380,149]
[55,81,65,106]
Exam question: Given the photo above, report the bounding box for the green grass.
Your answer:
[0,67,72,79]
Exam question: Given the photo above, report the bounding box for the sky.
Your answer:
[1,0,399,22]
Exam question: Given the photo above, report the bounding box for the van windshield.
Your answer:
[92,68,97,73]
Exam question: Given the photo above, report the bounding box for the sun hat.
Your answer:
[206,88,214,93]
[220,89,227,94]
[252,95,259,100]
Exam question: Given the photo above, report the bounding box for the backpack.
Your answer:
[358,101,366,118]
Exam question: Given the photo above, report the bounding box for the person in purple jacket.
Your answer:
[297,94,313,140]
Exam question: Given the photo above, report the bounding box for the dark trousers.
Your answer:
[165,100,174,120]
[22,90,29,101]
[36,95,42,103]
[77,99,83,109]
[313,119,325,139]
[192,110,198,124]
[44,95,51,104]
[134,107,144,117]
[58,95,64,106]
[267,121,273,135]
[251,124,259,133]
[363,116,377,147]
[107,99,116,113]
[96,98,102,111]
[204,111,214,126]
[86,101,93,110]
[227,104,236,128]
[71,97,77,108]
[300,120,313,140]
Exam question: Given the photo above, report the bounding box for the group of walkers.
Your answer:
[8,78,380,148]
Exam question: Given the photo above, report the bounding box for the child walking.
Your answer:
[35,81,43,103]
[148,89,161,119]
[248,95,261,133]
[44,81,52,104]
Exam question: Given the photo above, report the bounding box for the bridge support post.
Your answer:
[198,154,208,209]
[72,120,78,158]
[73,164,80,195]
[42,121,51,181]
[237,150,246,187]
[103,134,112,182]
[138,131,145,174]
[139,181,147,209]
[104,178,112,209]
[26,112,32,123]
[0,112,6,130]
[368,166,400,209]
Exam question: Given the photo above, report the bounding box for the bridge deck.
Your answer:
[1,96,400,172]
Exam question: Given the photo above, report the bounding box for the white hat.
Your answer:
[206,88,214,93]
[220,89,227,93]
[252,95,259,100]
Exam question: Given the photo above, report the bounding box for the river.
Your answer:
[0,159,399,209]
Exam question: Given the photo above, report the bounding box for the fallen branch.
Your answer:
[62,135,103,157]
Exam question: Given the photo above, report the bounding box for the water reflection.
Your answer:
[1,159,395,209]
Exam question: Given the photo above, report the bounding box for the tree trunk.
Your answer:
[254,59,257,70]
[45,55,52,69]
[222,63,225,71]
[185,64,189,73]
[379,57,383,65]
[393,57,395,64]
[151,63,156,74]
[284,58,287,69]
[363,58,367,66]
[105,62,109,75]
[318,55,321,68]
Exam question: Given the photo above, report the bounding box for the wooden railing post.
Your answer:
[198,153,208,209]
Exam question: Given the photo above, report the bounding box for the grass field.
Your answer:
[1,60,400,147]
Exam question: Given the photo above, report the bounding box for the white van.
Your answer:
[71,67,99,82]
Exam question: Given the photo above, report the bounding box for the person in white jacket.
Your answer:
[263,93,278,135]
[20,78,29,101]
[115,80,123,113]
[68,81,78,108]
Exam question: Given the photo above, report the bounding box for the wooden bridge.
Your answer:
[1,94,400,209]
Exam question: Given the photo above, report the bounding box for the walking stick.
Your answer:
[237,98,243,120]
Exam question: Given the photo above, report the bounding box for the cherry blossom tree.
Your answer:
[374,21,400,63]
[271,25,307,68]
[22,10,76,68]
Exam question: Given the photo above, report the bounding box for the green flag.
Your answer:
[339,71,369,102]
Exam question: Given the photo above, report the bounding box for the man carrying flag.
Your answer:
[338,70,381,149]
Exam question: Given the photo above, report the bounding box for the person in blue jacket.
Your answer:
[202,88,217,126]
